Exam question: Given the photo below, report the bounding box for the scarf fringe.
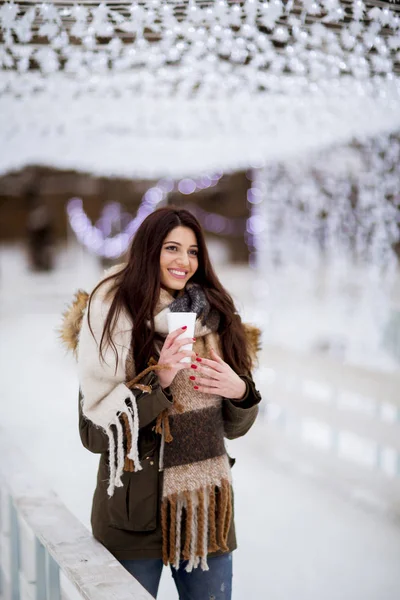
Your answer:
[159,427,166,472]
[106,405,142,497]
[155,410,173,443]
[106,427,117,497]
[174,498,184,570]
[114,418,125,487]
[113,363,169,476]
[161,480,232,572]
[155,402,186,471]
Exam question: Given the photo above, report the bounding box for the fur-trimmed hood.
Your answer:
[60,289,89,358]
[59,263,124,357]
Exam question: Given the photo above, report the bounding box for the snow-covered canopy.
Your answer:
[1,1,400,178]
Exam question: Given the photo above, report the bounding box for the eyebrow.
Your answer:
[164,240,198,248]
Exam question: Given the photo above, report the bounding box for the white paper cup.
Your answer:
[167,312,196,363]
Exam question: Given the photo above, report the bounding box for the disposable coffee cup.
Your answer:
[167,312,196,363]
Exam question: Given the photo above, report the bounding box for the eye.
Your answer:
[189,249,198,257]
[165,245,177,251]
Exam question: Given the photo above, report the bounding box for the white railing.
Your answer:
[0,433,153,600]
[258,344,400,517]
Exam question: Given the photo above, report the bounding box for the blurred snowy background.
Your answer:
[1,0,400,598]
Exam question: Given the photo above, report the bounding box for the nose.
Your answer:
[176,250,190,268]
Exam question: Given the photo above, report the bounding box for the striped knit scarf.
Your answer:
[127,284,233,572]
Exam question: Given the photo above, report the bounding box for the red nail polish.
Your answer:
[192,337,196,342]
[194,386,199,390]
[189,376,196,381]
[196,357,202,362]
[181,326,187,330]
[191,364,197,369]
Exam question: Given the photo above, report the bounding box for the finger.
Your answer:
[210,347,224,364]
[195,357,225,373]
[194,377,221,387]
[170,337,195,354]
[164,326,191,350]
[193,385,221,394]
[161,342,192,362]
[195,366,220,381]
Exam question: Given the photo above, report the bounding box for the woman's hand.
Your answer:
[157,326,196,389]
[190,347,247,400]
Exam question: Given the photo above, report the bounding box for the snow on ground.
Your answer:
[1,244,400,600]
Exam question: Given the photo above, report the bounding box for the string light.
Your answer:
[66,173,225,258]
[248,130,400,363]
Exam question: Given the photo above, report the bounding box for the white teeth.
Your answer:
[169,269,186,276]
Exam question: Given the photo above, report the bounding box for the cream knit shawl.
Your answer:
[77,266,142,496]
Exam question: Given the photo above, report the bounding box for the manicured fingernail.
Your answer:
[194,386,199,390]
[192,337,196,342]
[196,357,202,362]
[190,364,197,369]
[181,326,187,330]
[189,376,196,381]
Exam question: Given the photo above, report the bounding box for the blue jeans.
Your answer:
[120,554,233,599]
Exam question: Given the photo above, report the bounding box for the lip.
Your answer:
[168,268,188,280]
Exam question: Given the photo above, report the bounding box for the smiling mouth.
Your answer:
[168,268,188,279]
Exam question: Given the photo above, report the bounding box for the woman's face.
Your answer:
[160,226,199,295]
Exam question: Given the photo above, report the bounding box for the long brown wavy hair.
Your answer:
[88,206,252,375]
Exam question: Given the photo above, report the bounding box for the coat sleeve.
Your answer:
[78,389,109,454]
[223,373,262,440]
[78,374,173,454]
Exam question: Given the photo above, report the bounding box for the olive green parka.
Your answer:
[78,371,261,561]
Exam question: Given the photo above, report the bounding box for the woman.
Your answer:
[62,207,261,599]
